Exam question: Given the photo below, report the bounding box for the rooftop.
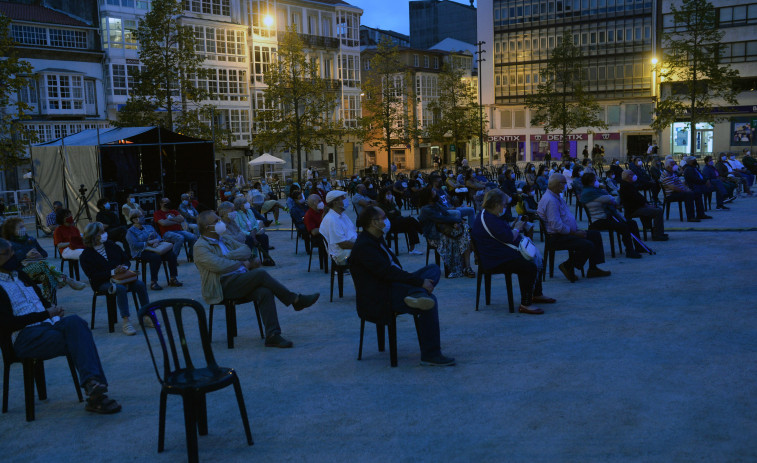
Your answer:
[0,1,89,27]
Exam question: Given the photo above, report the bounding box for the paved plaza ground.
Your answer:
[1,195,757,462]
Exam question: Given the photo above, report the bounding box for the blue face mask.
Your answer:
[382,218,391,234]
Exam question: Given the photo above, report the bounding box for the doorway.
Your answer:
[627,134,653,160]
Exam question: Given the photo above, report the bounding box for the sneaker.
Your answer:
[85,395,122,414]
[420,355,456,366]
[122,321,137,336]
[142,316,155,329]
[83,379,108,398]
[265,333,293,348]
[403,294,435,310]
[293,293,320,311]
[66,278,87,291]
[408,249,423,255]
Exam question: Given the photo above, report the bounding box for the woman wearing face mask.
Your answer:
[580,172,644,258]
[96,197,131,257]
[471,189,554,314]
[80,222,150,336]
[525,163,536,187]
[217,202,264,265]
[54,209,86,261]
[232,196,275,266]
[377,187,423,255]
[126,210,182,290]
[121,194,145,224]
[498,168,518,197]
[418,187,474,278]
[1,217,85,302]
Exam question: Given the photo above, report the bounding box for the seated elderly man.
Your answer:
[153,197,198,261]
[715,153,752,196]
[319,190,357,265]
[351,207,455,366]
[629,157,660,204]
[178,193,200,234]
[683,155,728,212]
[0,238,121,414]
[726,153,755,188]
[619,170,668,241]
[351,183,377,217]
[702,156,736,205]
[660,158,711,222]
[580,172,643,259]
[193,211,319,348]
[537,174,611,282]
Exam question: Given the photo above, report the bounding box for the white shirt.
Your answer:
[0,272,57,327]
[729,158,745,170]
[319,209,357,260]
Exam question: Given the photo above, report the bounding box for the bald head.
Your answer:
[307,194,322,210]
[621,169,634,182]
[547,173,567,194]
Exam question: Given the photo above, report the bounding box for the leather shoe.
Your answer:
[518,305,544,315]
[586,267,611,278]
[532,295,556,304]
[716,205,729,210]
[687,218,701,222]
[293,293,320,311]
[265,334,293,348]
[698,215,713,220]
[558,261,577,283]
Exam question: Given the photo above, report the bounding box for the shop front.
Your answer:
[591,132,621,161]
[488,135,525,164]
[530,133,587,161]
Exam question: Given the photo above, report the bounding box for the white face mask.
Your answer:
[129,198,135,204]
[317,202,324,210]
[244,202,251,210]
[381,218,391,234]
[17,227,26,236]
[632,175,638,182]
[672,165,679,172]
[593,180,600,188]
[342,198,350,209]
[104,203,111,210]
[214,221,227,235]
[386,194,393,201]
[637,161,643,166]
[100,232,108,242]
[368,184,373,189]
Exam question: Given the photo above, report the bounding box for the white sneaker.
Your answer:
[122,321,137,336]
[403,294,435,310]
[66,278,87,291]
[408,249,423,255]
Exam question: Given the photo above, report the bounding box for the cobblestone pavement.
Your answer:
[1,195,756,462]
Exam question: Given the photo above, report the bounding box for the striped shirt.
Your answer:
[0,272,57,327]
[659,169,690,196]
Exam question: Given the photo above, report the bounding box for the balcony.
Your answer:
[293,32,340,49]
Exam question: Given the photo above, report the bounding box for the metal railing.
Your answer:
[0,189,36,226]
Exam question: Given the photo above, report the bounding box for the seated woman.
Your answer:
[125,210,182,290]
[95,198,130,257]
[80,222,149,336]
[524,163,536,187]
[289,189,311,254]
[518,184,539,225]
[377,187,423,255]
[2,217,85,302]
[248,181,284,225]
[232,196,275,266]
[54,208,86,261]
[498,168,518,197]
[470,189,555,315]
[418,187,474,278]
[535,165,549,193]
[464,170,486,209]
[579,172,643,259]
[286,184,302,211]
[604,171,621,199]
[121,194,145,224]
[178,193,200,235]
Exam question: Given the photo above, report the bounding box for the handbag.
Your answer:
[144,241,173,255]
[111,269,138,285]
[480,213,537,261]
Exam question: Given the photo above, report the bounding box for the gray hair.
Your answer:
[197,210,217,232]
[482,189,509,210]
[181,193,190,201]
[233,196,247,210]
[83,222,105,247]
[128,209,142,221]
[217,201,235,218]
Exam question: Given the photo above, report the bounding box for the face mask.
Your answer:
[632,175,638,182]
[16,227,26,237]
[244,202,251,210]
[129,198,135,204]
[182,200,189,206]
[100,232,108,242]
[65,217,74,225]
[298,198,306,204]
[708,161,714,166]
[229,211,238,219]
[529,191,535,196]
[386,194,393,201]
[368,184,373,189]
[673,165,679,172]
[730,156,735,160]
[224,191,232,197]
[104,203,111,210]
[137,217,146,225]
[593,180,600,188]
[342,198,350,209]
[610,175,615,180]
[401,182,407,188]
[510,174,515,179]
[637,161,643,166]
[262,181,267,185]
[317,202,324,210]
[498,207,508,217]
[214,221,227,235]
[381,218,391,234]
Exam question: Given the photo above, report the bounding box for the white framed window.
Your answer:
[433,56,439,69]
[424,55,429,67]
[253,45,275,82]
[338,53,360,87]
[341,94,360,127]
[414,54,419,66]
[42,74,84,111]
[12,24,87,49]
[249,0,276,38]
[109,64,140,96]
[17,77,38,105]
[183,0,230,16]
[199,69,248,101]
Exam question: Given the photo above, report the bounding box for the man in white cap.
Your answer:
[319,190,357,265]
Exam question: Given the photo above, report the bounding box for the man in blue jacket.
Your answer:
[350,207,455,366]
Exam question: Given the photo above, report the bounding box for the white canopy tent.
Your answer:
[248,153,286,179]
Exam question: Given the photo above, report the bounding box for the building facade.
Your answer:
[360,25,410,48]
[410,0,477,50]
[479,0,658,164]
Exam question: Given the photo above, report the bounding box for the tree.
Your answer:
[253,27,341,180]
[651,0,739,154]
[0,15,38,170]
[115,0,210,132]
[426,63,481,164]
[525,30,607,158]
[360,37,416,169]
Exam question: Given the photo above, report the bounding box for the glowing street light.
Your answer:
[263,15,274,27]
[651,57,658,66]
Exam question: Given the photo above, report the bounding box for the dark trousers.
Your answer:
[389,216,422,246]
[141,250,178,282]
[666,190,703,220]
[590,217,642,254]
[639,180,659,203]
[488,256,542,306]
[551,230,605,269]
[390,265,442,358]
[708,179,728,206]
[14,315,106,387]
[631,206,665,237]
[221,269,298,338]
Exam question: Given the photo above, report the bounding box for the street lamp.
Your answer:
[651,57,661,155]
[263,15,274,27]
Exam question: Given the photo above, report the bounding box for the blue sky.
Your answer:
[350,0,477,36]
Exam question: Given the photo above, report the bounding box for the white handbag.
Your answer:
[480,213,537,261]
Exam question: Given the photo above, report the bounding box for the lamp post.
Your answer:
[651,57,661,157]
[475,41,486,169]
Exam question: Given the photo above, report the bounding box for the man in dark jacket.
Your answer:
[683,156,729,211]
[619,170,668,241]
[0,238,121,414]
[350,207,455,366]
[702,155,736,205]
[629,157,660,204]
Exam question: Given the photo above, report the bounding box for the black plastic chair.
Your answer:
[663,194,685,221]
[583,205,622,258]
[307,234,329,274]
[537,218,585,282]
[357,307,421,367]
[1,331,83,421]
[386,229,410,255]
[424,237,448,277]
[134,255,170,285]
[138,299,254,463]
[208,299,264,349]
[322,236,349,301]
[91,284,140,333]
[471,240,514,313]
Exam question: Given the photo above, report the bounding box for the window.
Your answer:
[17,78,38,105]
[253,91,273,132]
[109,64,140,96]
[414,54,419,67]
[42,74,84,111]
[194,26,246,62]
[339,54,360,87]
[250,0,276,37]
[500,110,512,128]
[424,55,429,68]
[12,24,87,49]
[336,10,359,47]
[625,104,639,125]
[200,69,248,101]
[433,56,439,69]
[341,94,360,127]
[183,0,230,16]
[513,110,526,128]
[607,105,620,125]
[124,20,138,49]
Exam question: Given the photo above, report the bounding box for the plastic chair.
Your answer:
[208,299,264,349]
[356,304,421,368]
[424,238,445,276]
[663,194,685,221]
[138,299,254,463]
[322,236,348,301]
[91,284,140,333]
[583,205,622,258]
[471,240,514,313]
[1,331,83,421]
[307,234,329,274]
[134,255,170,285]
[537,218,585,281]
[386,229,410,255]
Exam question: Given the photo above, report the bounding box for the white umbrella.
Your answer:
[248,153,286,179]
